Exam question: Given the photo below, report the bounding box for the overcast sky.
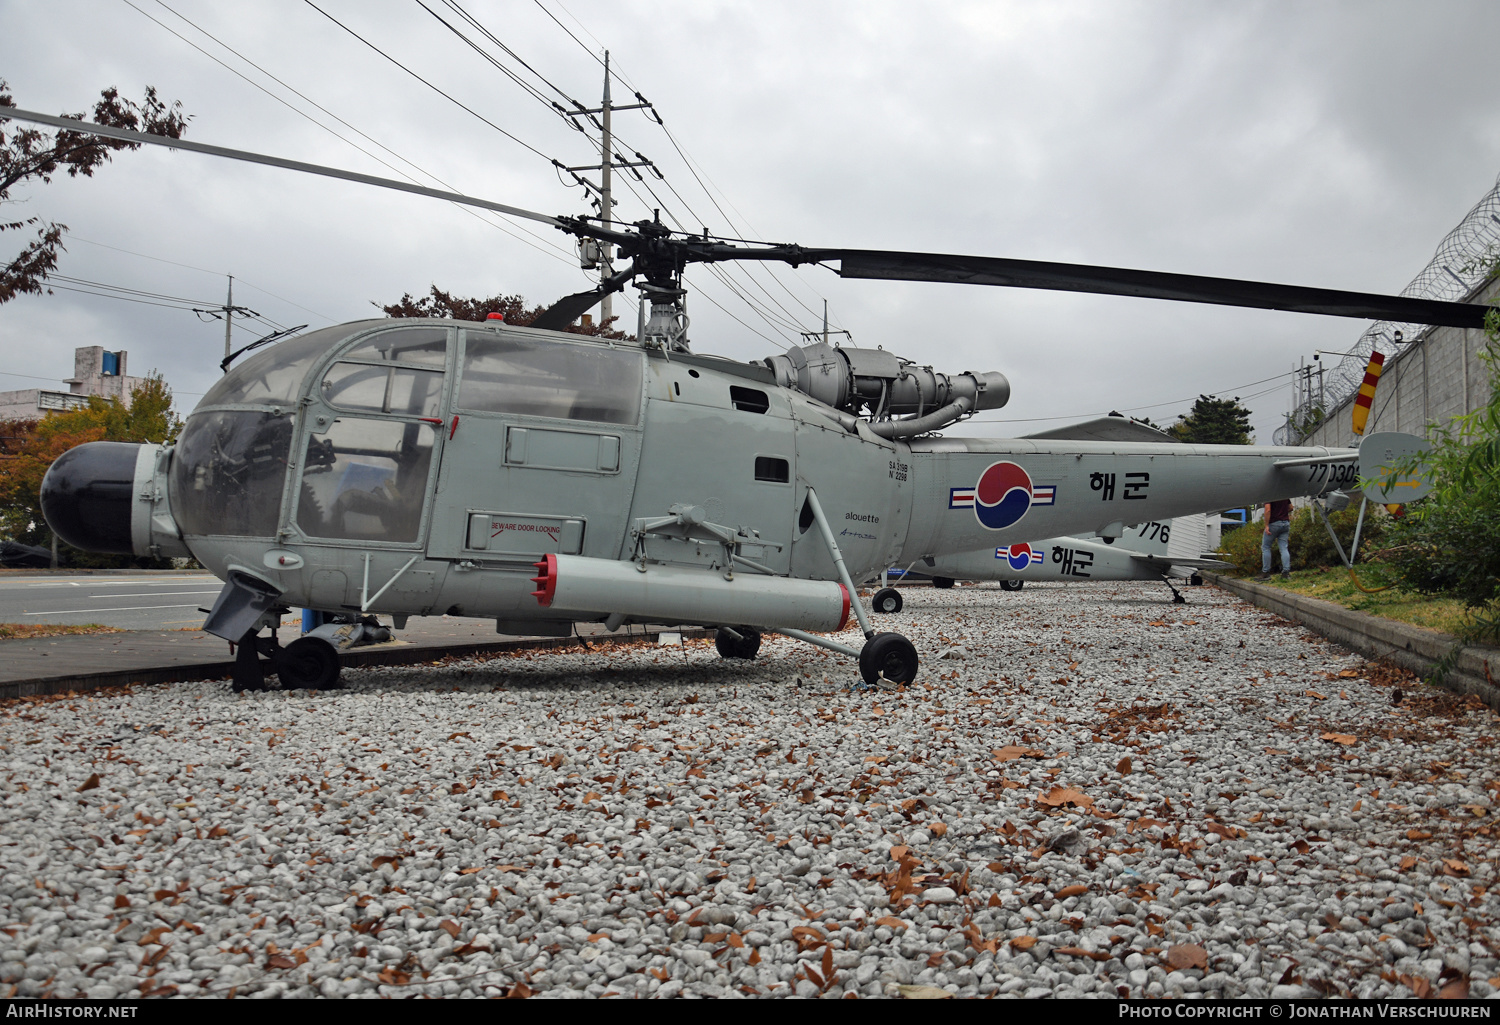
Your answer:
[3,0,1498,440]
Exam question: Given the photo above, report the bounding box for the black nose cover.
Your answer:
[40,442,142,555]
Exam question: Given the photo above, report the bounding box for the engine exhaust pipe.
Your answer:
[530,554,850,632]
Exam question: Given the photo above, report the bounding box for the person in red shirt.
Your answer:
[1258,498,1294,580]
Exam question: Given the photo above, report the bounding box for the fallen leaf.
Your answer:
[439,919,460,938]
[1166,943,1208,971]
[929,822,948,838]
[897,984,953,999]
[1055,884,1088,898]
[1115,757,1132,775]
[76,773,101,793]
[266,954,296,970]
[1010,936,1038,951]
[1320,733,1358,745]
[1305,690,1328,700]
[1399,856,1418,871]
[1442,859,1470,876]
[874,916,909,930]
[1337,669,1361,678]
[1036,786,1093,809]
[1438,976,1470,999]
[992,746,1045,762]
[1407,830,1432,841]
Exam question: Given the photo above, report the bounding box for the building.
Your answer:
[0,346,151,421]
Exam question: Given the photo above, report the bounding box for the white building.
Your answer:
[0,347,151,421]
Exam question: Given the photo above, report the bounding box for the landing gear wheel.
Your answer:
[999,579,1024,592]
[859,632,919,687]
[931,576,955,590]
[231,629,264,693]
[1190,573,1204,586]
[872,587,903,614]
[715,626,761,660]
[275,637,343,689]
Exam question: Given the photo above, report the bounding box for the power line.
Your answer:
[129,0,575,267]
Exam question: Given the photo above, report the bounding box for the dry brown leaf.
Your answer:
[1442,859,1470,876]
[929,822,948,838]
[874,916,909,930]
[76,773,100,793]
[1337,669,1361,678]
[439,920,460,938]
[992,745,1045,762]
[1037,786,1093,809]
[1407,830,1432,841]
[1305,690,1328,700]
[1116,756,1132,775]
[1399,856,1419,871]
[1010,936,1038,951]
[1166,943,1208,971]
[1438,976,1470,999]
[266,954,297,970]
[1320,733,1358,745]
[1055,884,1088,898]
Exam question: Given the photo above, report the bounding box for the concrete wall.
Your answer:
[1303,275,1499,449]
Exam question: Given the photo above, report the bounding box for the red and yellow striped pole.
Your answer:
[1351,350,1385,436]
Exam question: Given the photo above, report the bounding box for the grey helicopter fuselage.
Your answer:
[43,315,1361,644]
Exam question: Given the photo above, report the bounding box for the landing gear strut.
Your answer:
[1162,574,1187,605]
[231,617,344,691]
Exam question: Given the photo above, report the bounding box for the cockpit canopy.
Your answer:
[170,320,644,542]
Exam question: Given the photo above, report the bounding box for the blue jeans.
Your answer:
[1262,520,1291,573]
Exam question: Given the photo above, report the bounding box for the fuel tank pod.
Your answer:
[531,554,851,633]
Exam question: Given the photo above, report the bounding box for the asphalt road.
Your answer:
[0,571,245,630]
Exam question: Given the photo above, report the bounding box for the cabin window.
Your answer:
[171,411,294,537]
[321,363,444,418]
[197,326,350,408]
[341,326,449,366]
[458,333,642,425]
[297,417,435,543]
[754,456,789,483]
[730,386,770,414]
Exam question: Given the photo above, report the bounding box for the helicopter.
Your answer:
[868,508,1234,613]
[14,108,1473,692]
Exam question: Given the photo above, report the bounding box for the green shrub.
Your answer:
[1289,503,1387,569]
[1217,519,1265,575]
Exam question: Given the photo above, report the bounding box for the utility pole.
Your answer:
[194,274,257,364]
[800,300,852,347]
[563,55,655,330]
[224,275,234,361]
[600,53,613,327]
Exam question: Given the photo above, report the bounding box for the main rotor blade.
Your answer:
[2,108,562,228]
[530,288,607,331]
[821,249,1490,329]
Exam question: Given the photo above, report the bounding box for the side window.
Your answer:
[730,386,770,414]
[321,363,443,418]
[299,417,435,543]
[754,456,789,483]
[458,332,642,425]
[341,326,449,366]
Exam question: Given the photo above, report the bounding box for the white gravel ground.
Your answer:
[2,580,1499,1000]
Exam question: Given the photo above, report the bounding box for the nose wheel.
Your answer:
[872,586,903,614]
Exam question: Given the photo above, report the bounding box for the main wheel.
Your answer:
[275,637,342,689]
[714,626,762,660]
[859,632,919,686]
[931,576,955,589]
[872,587,903,614]
[999,579,1024,592]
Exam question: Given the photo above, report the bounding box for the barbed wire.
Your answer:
[1275,172,1500,445]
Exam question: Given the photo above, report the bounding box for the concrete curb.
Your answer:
[1203,572,1500,710]
[1,627,716,702]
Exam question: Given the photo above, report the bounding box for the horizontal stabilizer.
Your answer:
[1129,554,1233,571]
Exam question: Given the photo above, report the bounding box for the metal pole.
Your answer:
[599,52,613,327]
[224,274,234,360]
[804,486,875,639]
[1348,496,1369,566]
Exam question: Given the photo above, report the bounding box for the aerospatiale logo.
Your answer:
[949,462,1055,530]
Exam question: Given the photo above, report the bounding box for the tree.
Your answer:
[1168,394,1254,445]
[0,375,182,566]
[1,80,188,304]
[377,285,632,339]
